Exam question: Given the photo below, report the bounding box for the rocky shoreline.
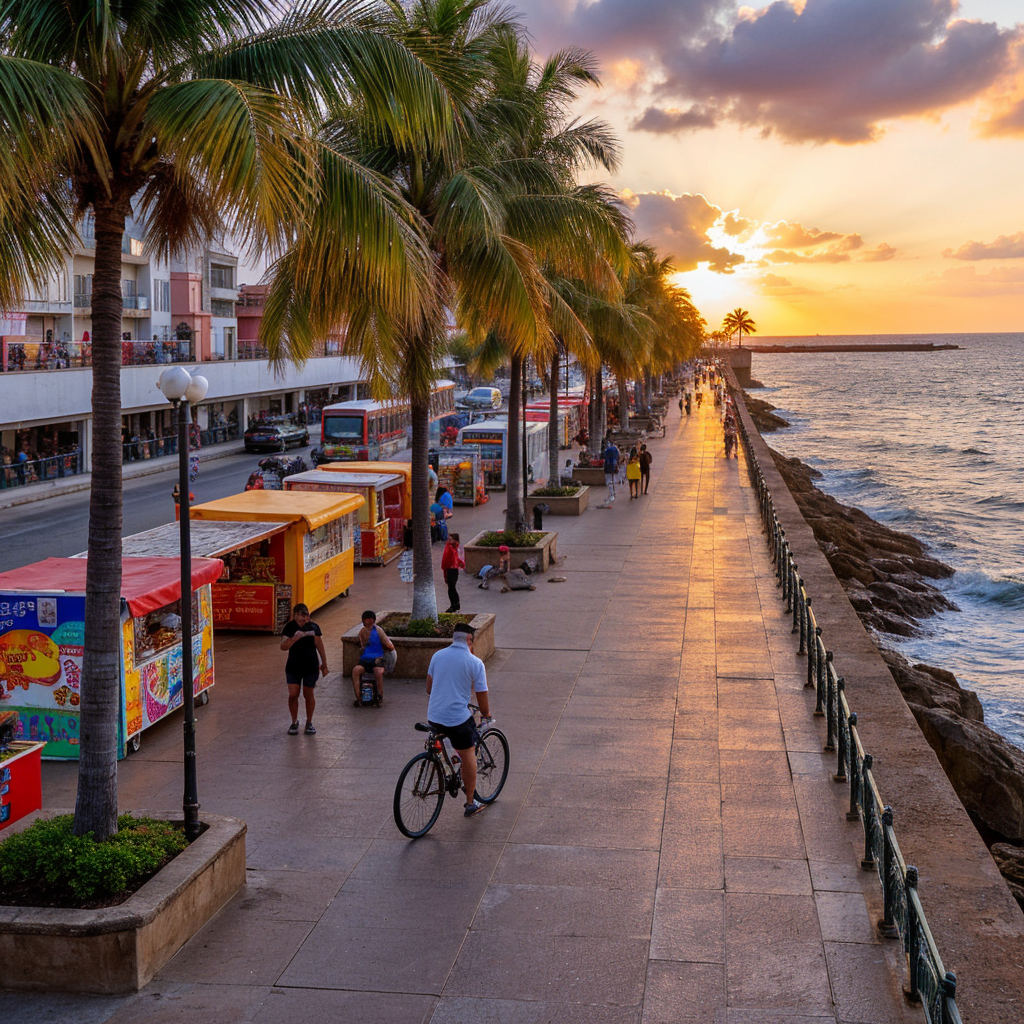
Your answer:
[741,389,1024,910]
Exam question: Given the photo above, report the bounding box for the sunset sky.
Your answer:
[514,0,1024,335]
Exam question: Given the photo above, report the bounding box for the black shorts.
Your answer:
[286,671,318,689]
[429,715,479,752]
[358,657,383,674]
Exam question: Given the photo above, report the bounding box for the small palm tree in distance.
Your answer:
[723,308,757,347]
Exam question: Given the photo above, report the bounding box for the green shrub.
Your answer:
[380,613,473,638]
[476,530,542,547]
[0,813,189,901]
[531,485,580,497]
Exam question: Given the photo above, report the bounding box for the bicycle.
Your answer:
[393,705,510,838]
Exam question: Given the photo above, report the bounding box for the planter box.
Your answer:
[342,611,495,679]
[526,486,589,516]
[572,466,606,487]
[0,810,246,994]
[629,416,655,431]
[464,530,558,576]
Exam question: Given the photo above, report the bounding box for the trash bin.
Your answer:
[533,502,550,531]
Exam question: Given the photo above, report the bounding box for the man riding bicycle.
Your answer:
[425,622,491,817]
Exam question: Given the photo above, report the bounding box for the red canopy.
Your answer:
[0,556,224,617]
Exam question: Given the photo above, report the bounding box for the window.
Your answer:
[122,279,136,297]
[154,279,171,312]
[74,274,92,306]
[210,298,234,317]
[209,263,234,289]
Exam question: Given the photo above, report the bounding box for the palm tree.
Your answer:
[467,35,627,529]
[723,308,757,347]
[262,0,562,617]
[0,0,451,839]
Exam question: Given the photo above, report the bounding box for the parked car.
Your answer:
[243,417,310,452]
[462,386,502,410]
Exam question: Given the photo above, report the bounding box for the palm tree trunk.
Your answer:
[504,352,523,533]
[74,201,126,841]
[617,372,630,431]
[589,367,602,445]
[409,390,438,622]
[548,347,560,487]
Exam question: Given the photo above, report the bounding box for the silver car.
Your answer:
[463,386,502,410]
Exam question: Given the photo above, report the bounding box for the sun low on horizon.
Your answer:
[515,0,1024,336]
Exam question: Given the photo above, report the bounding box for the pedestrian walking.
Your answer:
[639,443,653,494]
[602,436,620,504]
[626,448,641,499]
[398,519,414,583]
[280,603,327,735]
[442,532,465,612]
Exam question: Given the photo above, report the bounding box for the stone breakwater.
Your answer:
[741,389,1024,913]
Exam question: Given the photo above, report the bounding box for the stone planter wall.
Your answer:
[463,530,558,576]
[572,466,606,487]
[526,486,589,516]
[0,811,246,994]
[342,611,495,679]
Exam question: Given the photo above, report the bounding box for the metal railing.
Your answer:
[0,452,82,488]
[735,408,963,1024]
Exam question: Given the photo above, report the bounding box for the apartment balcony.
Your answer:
[122,295,150,316]
[19,299,73,315]
[73,294,91,311]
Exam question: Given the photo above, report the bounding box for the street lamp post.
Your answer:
[157,366,208,842]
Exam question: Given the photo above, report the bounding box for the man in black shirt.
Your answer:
[280,603,328,735]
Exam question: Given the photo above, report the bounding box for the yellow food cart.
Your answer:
[190,490,363,614]
[285,469,407,566]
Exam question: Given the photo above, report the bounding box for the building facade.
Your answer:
[0,223,364,490]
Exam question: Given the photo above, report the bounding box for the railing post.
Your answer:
[797,590,807,650]
[904,866,921,1003]
[942,972,958,1020]
[815,647,830,716]
[878,806,900,938]
[847,715,861,820]
[776,531,786,585]
[807,623,820,689]
[861,753,877,870]
[824,671,838,751]
[834,681,848,782]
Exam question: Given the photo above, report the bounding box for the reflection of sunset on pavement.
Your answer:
[520,0,1024,334]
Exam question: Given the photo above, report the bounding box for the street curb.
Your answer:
[0,442,247,511]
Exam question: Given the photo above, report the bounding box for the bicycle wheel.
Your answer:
[474,729,510,804]
[394,752,445,838]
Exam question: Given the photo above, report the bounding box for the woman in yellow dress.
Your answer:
[626,447,641,499]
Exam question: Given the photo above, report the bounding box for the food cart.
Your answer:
[0,711,44,830]
[284,469,406,566]
[119,520,296,633]
[190,490,363,613]
[430,446,487,506]
[0,556,221,759]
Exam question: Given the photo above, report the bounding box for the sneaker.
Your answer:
[304,722,316,735]
[287,721,299,735]
[463,799,485,817]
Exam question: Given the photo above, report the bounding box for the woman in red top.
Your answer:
[441,532,465,613]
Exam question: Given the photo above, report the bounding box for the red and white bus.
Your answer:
[314,381,456,463]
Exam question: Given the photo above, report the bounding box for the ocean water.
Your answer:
[749,333,1024,747]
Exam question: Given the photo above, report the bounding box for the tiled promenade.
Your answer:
[11,403,920,1023]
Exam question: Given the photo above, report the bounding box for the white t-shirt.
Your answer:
[427,637,488,726]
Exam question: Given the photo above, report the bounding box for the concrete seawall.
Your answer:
[729,369,1024,1021]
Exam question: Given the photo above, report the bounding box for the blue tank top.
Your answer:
[364,626,384,659]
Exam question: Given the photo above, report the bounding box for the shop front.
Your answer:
[1,421,85,490]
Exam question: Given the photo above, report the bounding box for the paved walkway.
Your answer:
[11,403,920,1023]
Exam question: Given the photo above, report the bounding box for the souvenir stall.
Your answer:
[119,520,295,633]
[430,446,487,506]
[190,490,363,612]
[0,710,44,830]
[0,556,221,759]
[283,469,403,566]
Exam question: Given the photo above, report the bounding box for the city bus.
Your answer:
[314,381,456,463]
[456,417,549,489]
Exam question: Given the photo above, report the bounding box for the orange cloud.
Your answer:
[757,273,816,296]
[943,232,1024,260]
